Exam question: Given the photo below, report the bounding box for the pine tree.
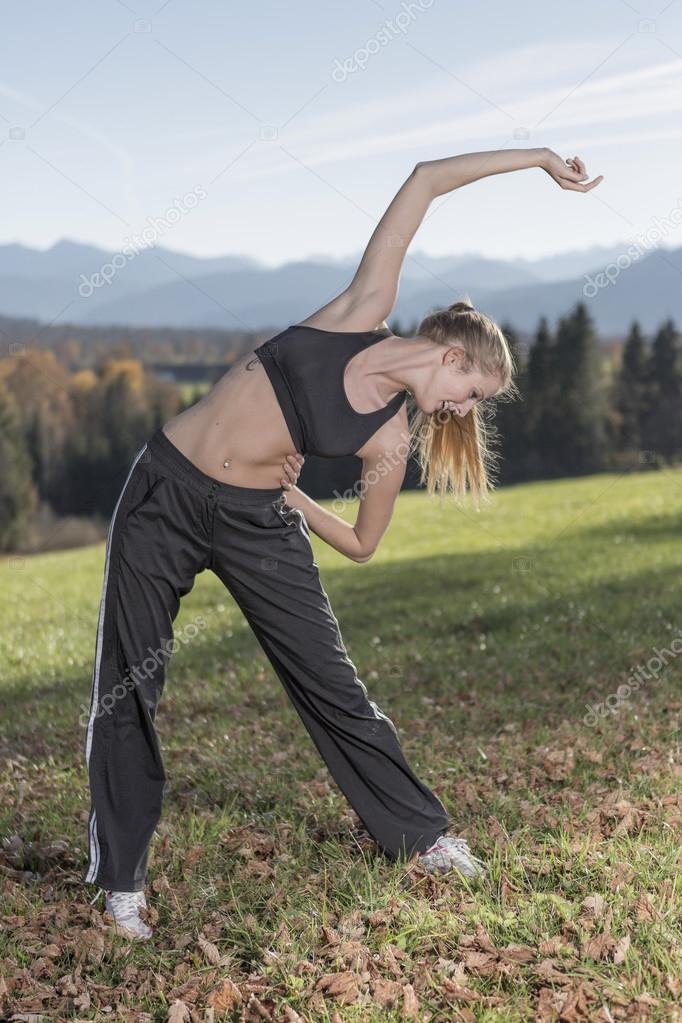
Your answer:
[525,317,559,478]
[614,321,648,453]
[643,318,682,461]
[547,303,607,476]
[527,317,552,396]
[650,318,681,399]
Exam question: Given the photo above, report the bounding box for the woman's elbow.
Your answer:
[350,546,376,564]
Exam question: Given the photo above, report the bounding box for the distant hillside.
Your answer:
[0,238,676,335]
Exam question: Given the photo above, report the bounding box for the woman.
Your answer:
[83,146,602,939]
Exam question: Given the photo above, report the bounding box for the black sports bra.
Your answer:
[253,324,408,458]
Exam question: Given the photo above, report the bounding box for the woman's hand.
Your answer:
[280,453,305,491]
[540,149,604,192]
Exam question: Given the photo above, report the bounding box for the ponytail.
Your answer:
[407,296,518,508]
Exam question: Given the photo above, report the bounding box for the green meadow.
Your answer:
[1,466,680,1022]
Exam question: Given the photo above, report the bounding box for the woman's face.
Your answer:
[415,344,501,417]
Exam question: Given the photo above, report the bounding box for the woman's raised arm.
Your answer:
[418,147,603,197]
[345,162,436,318]
[301,147,602,335]
[297,163,434,334]
[345,147,602,323]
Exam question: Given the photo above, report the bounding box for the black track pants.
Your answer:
[83,428,449,891]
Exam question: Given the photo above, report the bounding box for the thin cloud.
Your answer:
[0,82,134,171]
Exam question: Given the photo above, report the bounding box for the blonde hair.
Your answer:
[408,296,519,509]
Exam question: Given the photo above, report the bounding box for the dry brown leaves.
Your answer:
[539,747,576,781]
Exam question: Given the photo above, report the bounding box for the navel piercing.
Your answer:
[223,458,232,469]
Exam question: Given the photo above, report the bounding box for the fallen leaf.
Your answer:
[371,977,402,1007]
[441,978,483,1003]
[167,1001,190,1023]
[499,944,536,964]
[315,971,360,1005]
[635,894,659,922]
[197,933,222,966]
[539,936,568,956]
[401,983,419,1020]
[461,950,498,975]
[558,981,592,1021]
[206,979,242,1012]
[282,1007,305,1022]
[540,748,575,780]
[536,959,567,983]
[581,894,606,918]
[584,930,614,961]
[612,935,630,964]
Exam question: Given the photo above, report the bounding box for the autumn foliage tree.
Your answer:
[0,380,37,550]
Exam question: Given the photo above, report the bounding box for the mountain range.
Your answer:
[0,239,678,336]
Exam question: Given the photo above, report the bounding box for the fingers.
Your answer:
[573,155,588,178]
[563,158,586,182]
[564,155,599,187]
[546,150,603,191]
[280,452,304,489]
[560,174,604,192]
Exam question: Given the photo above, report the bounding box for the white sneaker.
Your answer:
[417,834,487,878]
[104,889,153,939]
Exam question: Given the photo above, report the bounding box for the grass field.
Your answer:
[1,466,680,1022]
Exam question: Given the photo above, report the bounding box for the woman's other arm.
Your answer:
[284,449,407,562]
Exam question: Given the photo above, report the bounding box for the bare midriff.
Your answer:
[161,349,301,488]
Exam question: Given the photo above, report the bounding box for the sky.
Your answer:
[2,0,682,267]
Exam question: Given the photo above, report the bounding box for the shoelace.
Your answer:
[420,835,462,857]
[106,889,146,920]
[448,837,487,868]
[419,836,487,871]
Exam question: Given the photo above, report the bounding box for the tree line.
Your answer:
[0,313,263,367]
[492,303,681,484]
[0,353,180,549]
[0,301,680,551]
